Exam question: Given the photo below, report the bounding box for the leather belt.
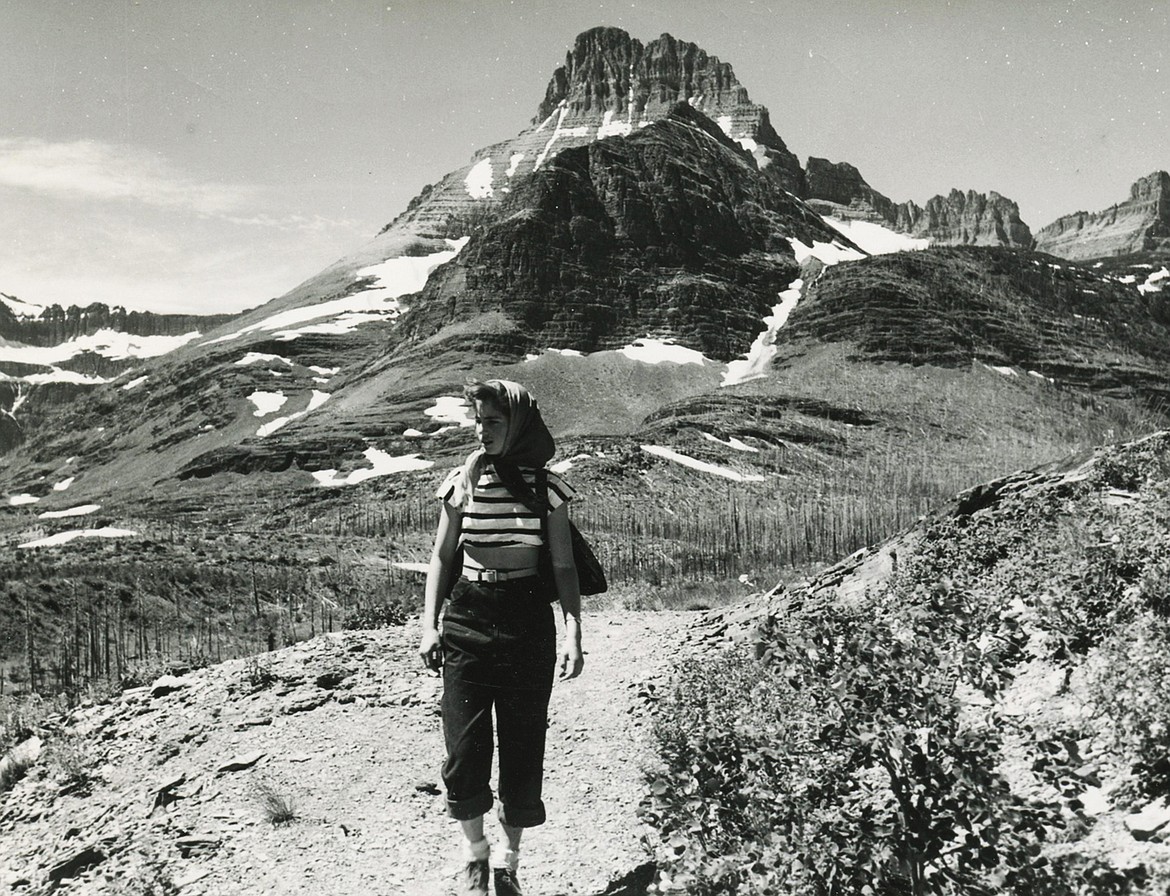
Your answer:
[462,567,539,583]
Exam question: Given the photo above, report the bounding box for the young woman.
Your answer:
[418,379,584,896]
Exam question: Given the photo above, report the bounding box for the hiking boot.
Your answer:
[460,859,489,895]
[494,867,523,896]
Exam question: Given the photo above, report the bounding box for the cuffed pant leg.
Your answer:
[441,674,495,820]
[494,685,553,827]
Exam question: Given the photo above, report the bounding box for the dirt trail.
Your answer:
[0,610,697,896]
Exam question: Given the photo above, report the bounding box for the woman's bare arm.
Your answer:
[419,502,461,671]
[546,503,583,680]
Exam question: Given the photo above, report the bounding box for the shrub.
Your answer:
[344,602,408,630]
[242,655,278,693]
[47,735,94,795]
[644,579,1063,895]
[1087,615,1170,800]
[0,752,33,794]
[255,780,297,826]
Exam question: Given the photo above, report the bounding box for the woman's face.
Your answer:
[474,398,509,455]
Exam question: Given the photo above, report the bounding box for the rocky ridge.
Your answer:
[1034,171,1170,261]
[0,299,236,350]
[804,157,1034,248]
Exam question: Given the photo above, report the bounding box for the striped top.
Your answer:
[437,466,575,549]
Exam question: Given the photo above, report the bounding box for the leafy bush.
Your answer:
[644,579,1061,895]
[46,735,94,795]
[1088,616,1170,800]
[643,434,1170,895]
[344,602,408,630]
[0,751,33,794]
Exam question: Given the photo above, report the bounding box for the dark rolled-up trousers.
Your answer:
[440,575,556,827]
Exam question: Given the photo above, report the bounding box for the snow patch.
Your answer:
[598,110,633,139]
[620,338,709,366]
[988,364,1018,377]
[39,504,99,519]
[701,432,760,453]
[122,375,148,391]
[0,294,46,318]
[550,453,592,474]
[236,352,293,367]
[313,448,433,487]
[789,236,867,266]
[249,391,287,417]
[424,396,475,427]
[206,239,469,344]
[723,278,803,387]
[21,369,109,386]
[534,103,569,170]
[1139,267,1170,294]
[19,527,136,549]
[256,390,330,438]
[1028,370,1055,384]
[0,329,200,369]
[823,217,930,255]
[716,115,733,136]
[641,445,766,482]
[465,158,494,199]
[52,477,74,492]
[8,494,40,506]
[525,347,585,361]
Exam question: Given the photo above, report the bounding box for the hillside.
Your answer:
[2,25,1169,716]
[4,433,1170,894]
[645,430,1170,894]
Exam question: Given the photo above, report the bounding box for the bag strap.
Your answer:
[537,467,550,546]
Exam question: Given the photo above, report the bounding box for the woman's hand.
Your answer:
[419,626,442,673]
[558,635,584,680]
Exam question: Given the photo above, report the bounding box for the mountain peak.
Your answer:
[535,27,747,124]
[528,27,803,193]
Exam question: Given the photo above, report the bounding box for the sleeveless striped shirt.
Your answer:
[437,466,576,549]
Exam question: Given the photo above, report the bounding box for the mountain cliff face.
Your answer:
[896,190,1032,247]
[804,157,899,223]
[379,27,804,243]
[805,159,1033,248]
[393,103,836,362]
[0,299,235,347]
[1034,171,1170,261]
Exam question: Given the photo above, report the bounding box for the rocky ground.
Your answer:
[0,608,726,896]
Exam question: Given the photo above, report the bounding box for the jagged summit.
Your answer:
[805,157,1033,249]
[530,27,802,192]
[1035,170,1170,261]
[377,27,803,242]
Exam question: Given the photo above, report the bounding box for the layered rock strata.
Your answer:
[804,159,1032,248]
[897,190,1032,248]
[380,27,804,241]
[1034,171,1170,261]
[396,103,844,361]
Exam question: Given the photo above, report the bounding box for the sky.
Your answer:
[1,0,1166,315]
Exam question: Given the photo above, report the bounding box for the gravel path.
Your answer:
[0,610,694,896]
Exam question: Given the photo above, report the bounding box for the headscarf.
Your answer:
[454,380,555,508]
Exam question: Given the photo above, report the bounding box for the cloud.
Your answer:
[0,137,251,216]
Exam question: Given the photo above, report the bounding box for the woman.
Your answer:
[418,379,584,896]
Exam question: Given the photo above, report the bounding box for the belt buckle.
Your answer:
[482,569,499,583]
